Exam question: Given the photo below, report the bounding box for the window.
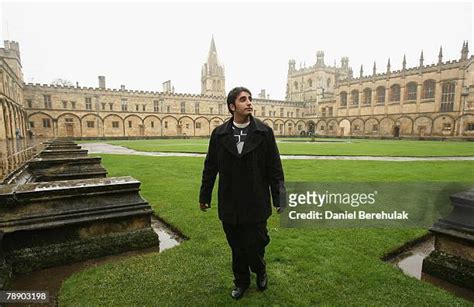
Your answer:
[128,121,132,128]
[196,122,201,129]
[294,81,298,90]
[210,107,213,114]
[87,121,95,128]
[280,124,283,131]
[164,121,168,128]
[321,108,326,117]
[85,97,92,110]
[195,102,200,114]
[328,107,333,116]
[29,121,35,128]
[71,101,76,109]
[443,123,452,131]
[376,87,385,104]
[327,78,331,87]
[43,95,52,109]
[136,105,139,111]
[321,125,325,131]
[42,118,51,128]
[280,108,284,117]
[65,118,73,122]
[298,125,302,130]
[112,121,119,128]
[167,106,171,113]
[329,125,334,131]
[440,82,455,112]
[142,105,146,111]
[363,88,372,105]
[390,84,401,102]
[354,125,360,131]
[467,123,474,131]
[340,92,347,106]
[101,103,106,110]
[27,99,33,108]
[308,79,313,88]
[406,82,417,101]
[181,101,186,113]
[186,124,190,129]
[154,100,160,112]
[121,99,128,111]
[218,104,223,115]
[296,109,299,117]
[151,121,154,128]
[274,124,278,130]
[373,124,379,132]
[351,90,359,105]
[261,106,266,116]
[109,103,113,111]
[62,101,68,109]
[423,80,436,99]
[287,111,290,117]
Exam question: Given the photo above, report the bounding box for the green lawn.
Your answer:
[80,138,474,157]
[59,155,474,305]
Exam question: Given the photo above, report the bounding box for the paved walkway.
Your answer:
[81,143,474,161]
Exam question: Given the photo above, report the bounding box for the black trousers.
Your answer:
[222,221,270,287]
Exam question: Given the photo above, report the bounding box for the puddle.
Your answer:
[6,216,182,306]
[388,235,474,302]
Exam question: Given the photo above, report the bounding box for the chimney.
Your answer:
[98,76,106,89]
[120,85,126,91]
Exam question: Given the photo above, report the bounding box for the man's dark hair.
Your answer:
[226,86,252,115]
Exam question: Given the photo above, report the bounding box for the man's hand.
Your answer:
[200,203,210,211]
[275,206,283,214]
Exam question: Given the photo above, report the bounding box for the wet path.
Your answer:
[82,143,474,161]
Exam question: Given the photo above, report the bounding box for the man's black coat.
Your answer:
[199,115,285,224]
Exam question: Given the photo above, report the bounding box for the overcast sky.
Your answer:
[1,1,472,100]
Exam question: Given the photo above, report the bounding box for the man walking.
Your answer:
[199,86,285,300]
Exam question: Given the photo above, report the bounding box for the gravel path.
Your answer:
[81,143,474,162]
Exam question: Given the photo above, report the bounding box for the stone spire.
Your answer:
[373,61,376,75]
[387,58,391,73]
[201,35,226,96]
[402,55,406,70]
[461,41,469,61]
[359,65,363,78]
[419,50,424,67]
[438,46,443,64]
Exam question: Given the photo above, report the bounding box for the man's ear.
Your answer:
[229,103,236,112]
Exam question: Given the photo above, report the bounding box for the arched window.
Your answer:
[340,91,347,107]
[294,81,298,90]
[406,82,417,101]
[363,88,372,105]
[376,86,385,104]
[307,79,313,88]
[351,90,359,105]
[423,80,436,99]
[390,84,401,102]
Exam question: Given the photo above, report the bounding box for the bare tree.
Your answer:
[51,78,74,86]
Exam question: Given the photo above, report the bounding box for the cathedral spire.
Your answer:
[201,36,226,96]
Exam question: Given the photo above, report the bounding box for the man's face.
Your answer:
[230,91,253,116]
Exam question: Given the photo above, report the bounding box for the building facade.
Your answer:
[1,38,473,140]
[286,44,474,138]
[0,41,28,141]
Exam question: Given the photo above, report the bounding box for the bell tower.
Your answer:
[201,36,226,97]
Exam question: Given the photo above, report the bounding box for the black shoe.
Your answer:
[231,286,248,300]
[256,273,268,291]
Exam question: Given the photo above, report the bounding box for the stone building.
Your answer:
[0,41,28,140]
[1,38,473,140]
[21,38,307,139]
[287,43,474,138]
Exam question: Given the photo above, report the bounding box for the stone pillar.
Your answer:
[422,189,474,290]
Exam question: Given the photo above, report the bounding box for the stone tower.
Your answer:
[201,36,226,97]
